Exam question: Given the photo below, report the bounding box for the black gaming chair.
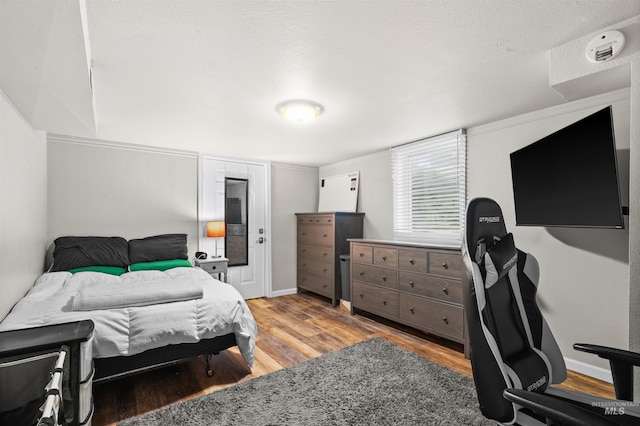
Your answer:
[462,197,640,426]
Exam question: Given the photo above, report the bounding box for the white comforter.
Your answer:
[0,268,257,366]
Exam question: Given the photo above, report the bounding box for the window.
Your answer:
[391,129,466,248]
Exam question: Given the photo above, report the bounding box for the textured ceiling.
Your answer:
[1,1,639,166]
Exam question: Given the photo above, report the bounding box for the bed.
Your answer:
[0,234,257,383]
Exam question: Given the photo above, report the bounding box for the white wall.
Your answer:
[0,90,48,319]
[468,90,631,379]
[270,162,318,294]
[47,136,199,255]
[319,89,632,381]
[47,138,316,297]
[549,15,640,395]
[319,151,393,240]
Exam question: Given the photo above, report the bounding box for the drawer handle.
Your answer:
[359,294,364,298]
[323,268,327,272]
[308,219,313,222]
[442,316,448,324]
[442,262,448,269]
[323,234,328,238]
[409,258,415,264]
[382,256,387,261]
[359,253,364,257]
[382,300,387,306]
[302,249,306,252]
[382,276,387,281]
[409,307,414,314]
[442,288,449,295]
[323,252,328,256]
[315,219,320,222]
[302,263,306,267]
[359,271,364,276]
[302,232,307,236]
[409,281,415,287]
[328,219,332,223]
[322,284,327,288]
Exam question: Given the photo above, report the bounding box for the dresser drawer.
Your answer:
[298,258,333,278]
[352,263,397,289]
[298,243,332,261]
[352,281,398,317]
[298,270,333,298]
[297,214,335,225]
[398,249,428,273]
[398,271,463,304]
[429,252,463,278]
[373,247,398,268]
[298,225,334,245]
[399,294,464,340]
[352,244,373,264]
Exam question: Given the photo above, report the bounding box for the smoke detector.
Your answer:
[585,30,625,63]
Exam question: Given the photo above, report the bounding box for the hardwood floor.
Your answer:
[92,292,615,425]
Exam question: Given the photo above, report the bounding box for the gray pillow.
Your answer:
[52,236,129,272]
[128,234,188,263]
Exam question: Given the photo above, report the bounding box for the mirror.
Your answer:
[225,178,248,266]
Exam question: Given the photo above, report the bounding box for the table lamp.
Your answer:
[206,220,226,258]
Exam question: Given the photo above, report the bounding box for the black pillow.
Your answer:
[52,236,129,272]
[128,234,188,263]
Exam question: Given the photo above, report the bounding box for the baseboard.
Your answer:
[564,357,613,384]
[269,288,298,298]
[340,300,351,311]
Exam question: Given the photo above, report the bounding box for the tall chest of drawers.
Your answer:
[296,212,365,307]
[350,239,468,355]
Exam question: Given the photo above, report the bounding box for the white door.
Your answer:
[199,156,269,299]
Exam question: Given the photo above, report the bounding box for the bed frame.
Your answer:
[93,333,237,383]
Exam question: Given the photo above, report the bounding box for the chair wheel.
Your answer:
[207,368,214,377]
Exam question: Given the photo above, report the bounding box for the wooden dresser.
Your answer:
[349,239,468,355]
[296,212,365,307]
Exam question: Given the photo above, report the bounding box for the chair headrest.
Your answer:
[465,198,508,263]
[483,233,518,287]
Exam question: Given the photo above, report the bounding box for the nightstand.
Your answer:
[0,320,95,426]
[195,257,229,282]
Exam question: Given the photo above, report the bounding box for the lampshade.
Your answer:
[275,99,324,123]
[206,221,226,238]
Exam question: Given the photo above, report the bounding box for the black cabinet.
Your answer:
[0,320,95,426]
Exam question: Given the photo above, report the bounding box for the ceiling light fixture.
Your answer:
[275,99,324,123]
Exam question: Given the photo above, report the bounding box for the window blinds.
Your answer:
[391,129,466,248]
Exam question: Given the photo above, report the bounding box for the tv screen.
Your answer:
[510,106,624,229]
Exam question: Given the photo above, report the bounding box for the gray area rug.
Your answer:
[118,337,493,425]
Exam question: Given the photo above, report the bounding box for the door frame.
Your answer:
[197,154,272,299]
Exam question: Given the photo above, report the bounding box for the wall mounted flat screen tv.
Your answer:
[510,106,624,228]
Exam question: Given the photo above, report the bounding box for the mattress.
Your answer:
[0,267,257,366]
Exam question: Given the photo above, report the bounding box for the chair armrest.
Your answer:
[573,344,640,366]
[503,389,618,426]
[574,343,639,401]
